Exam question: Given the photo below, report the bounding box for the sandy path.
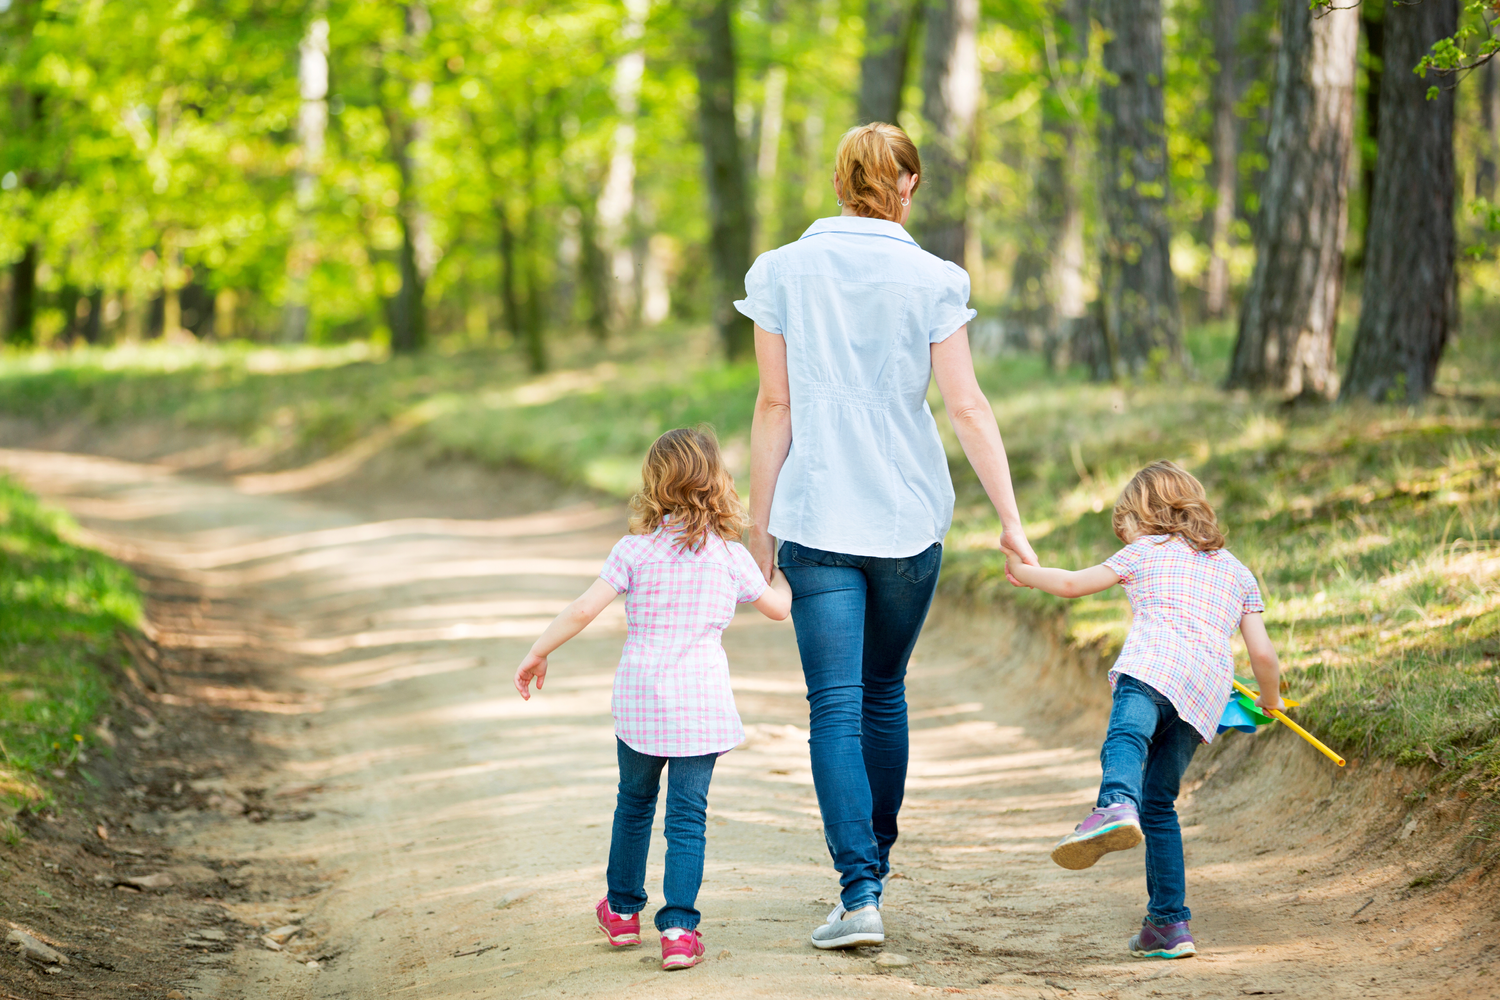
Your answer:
[2,446,1492,1000]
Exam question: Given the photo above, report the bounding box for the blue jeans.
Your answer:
[606,740,717,932]
[1097,675,1202,926]
[778,540,942,913]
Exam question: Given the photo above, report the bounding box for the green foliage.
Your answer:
[0,475,141,808]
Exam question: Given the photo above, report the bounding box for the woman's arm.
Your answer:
[514,577,620,699]
[1006,559,1120,598]
[931,328,1037,571]
[749,324,792,579]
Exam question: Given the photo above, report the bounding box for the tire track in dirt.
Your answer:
[2,446,1495,1000]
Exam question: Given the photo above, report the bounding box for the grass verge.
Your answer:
[0,315,1497,794]
[0,476,141,828]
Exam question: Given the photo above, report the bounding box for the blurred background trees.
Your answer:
[1,0,1496,396]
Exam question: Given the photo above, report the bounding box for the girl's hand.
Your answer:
[1004,555,1032,588]
[1255,691,1285,715]
[515,652,548,700]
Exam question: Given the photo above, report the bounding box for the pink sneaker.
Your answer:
[596,897,640,947]
[660,929,705,970]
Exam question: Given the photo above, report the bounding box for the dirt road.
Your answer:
[3,446,1495,1000]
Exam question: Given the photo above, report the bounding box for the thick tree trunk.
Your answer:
[1341,0,1457,404]
[1226,0,1358,398]
[859,0,920,125]
[597,0,647,329]
[1204,0,1250,317]
[914,0,980,265]
[6,244,36,346]
[1009,0,1088,354]
[388,3,433,354]
[755,62,787,254]
[692,0,754,359]
[283,10,329,343]
[1477,52,1497,200]
[1358,4,1384,251]
[1095,0,1185,375]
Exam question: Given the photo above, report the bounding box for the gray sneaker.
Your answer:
[811,905,884,950]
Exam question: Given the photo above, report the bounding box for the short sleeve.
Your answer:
[928,261,979,344]
[732,252,782,335]
[1103,538,1150,585]
[726,541,769,604]
[599,536,635,593]
[1240,566,1265,615]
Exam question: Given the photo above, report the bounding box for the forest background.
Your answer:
[3,0,1500,804]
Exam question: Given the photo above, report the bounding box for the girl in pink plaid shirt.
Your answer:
[1007,461,1284,961]
[514,428,791,971]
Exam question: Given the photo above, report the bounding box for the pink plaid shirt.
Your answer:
[598,527,768,757]
[1104,535,1265,744]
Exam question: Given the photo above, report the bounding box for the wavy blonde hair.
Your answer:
[629,427,750,552]
[834,122,921,222]
[1112,460,1226,552]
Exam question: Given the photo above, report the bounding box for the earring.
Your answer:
[837,198,843,206]
[901,197,910,206]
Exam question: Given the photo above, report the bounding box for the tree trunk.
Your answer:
[1341,0,1457,404]
[283,8,329,343]
[1204,0,1248,318]
[6,244,36,346]
[597,0,647,329]
[1010,0,1088,356]
[81,288,103,344]
[755,62,787,254]
[1477,50,1497,200]
[859,0,920,125]
[692,0,754,359]
[914,0,980,265]
[497,201,521,342]
[1226,0,1358,398]
[1358,3,1383,254]
[520,116,546,373]
[388,3,432,354]
[1095,0,1185,374]
[578,200,610,342]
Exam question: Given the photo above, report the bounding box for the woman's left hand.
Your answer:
[748,527,777,582]
[1000,528,1038,586]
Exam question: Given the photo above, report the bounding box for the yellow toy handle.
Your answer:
[1231,678,1345,767]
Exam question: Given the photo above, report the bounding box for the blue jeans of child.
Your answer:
[606,739,717,932]
[778,540,942,914]
[1097,674,1202,926]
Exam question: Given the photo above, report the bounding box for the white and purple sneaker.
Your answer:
[1129,918,1196,959]
[1049,803,1143,870]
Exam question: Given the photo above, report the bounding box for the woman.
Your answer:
[735,122,1037,950]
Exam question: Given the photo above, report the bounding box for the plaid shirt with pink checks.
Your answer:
[1104,535,1265,744]
[599,527,768,758]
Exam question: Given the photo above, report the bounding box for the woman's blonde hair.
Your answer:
[1112,460,1226,552]
[834,123,922,222]
[629,427,750,551]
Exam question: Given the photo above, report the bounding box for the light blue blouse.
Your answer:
[734,216,977,558]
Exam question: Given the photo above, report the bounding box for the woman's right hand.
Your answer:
[749,527,777,582]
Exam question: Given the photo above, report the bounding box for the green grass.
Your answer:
[1,311,1498,794]
[0,476,141,814]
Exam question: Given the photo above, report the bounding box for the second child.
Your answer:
[1005,460,1284,960]
[514,427,792,971]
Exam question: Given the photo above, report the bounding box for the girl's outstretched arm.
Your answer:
[750,564,793,621]
[1005,558,1120,599]
[1239,612,1285,713]
[514,578,620,699]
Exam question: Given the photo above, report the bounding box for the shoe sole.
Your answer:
[598,925,640,947]
[810,930,885,950]
[1050,821,1144,870]
[661,954,703,970]
[1131,942,1197,959]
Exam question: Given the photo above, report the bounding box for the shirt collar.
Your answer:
[799,215,918,246]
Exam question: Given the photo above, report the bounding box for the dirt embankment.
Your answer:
[1,439,1497,1000]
